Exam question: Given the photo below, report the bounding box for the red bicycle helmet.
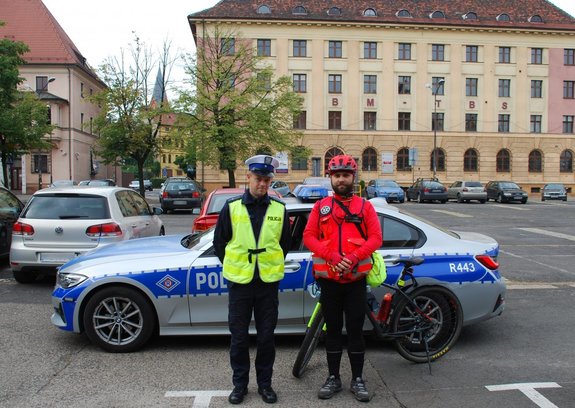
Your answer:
[328,155,357,174]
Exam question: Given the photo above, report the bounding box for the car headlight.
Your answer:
[57,273,88,289]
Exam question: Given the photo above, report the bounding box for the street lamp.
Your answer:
[426,78,445,179]
[36,77,56,188]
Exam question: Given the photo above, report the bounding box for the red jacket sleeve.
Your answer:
[303,200,333,260]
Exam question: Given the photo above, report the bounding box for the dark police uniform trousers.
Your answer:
[228,278,279,388]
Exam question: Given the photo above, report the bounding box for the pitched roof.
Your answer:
[0,0,100,81]
[188,0,575,32]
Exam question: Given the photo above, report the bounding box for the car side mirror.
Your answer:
[153,207,163,215]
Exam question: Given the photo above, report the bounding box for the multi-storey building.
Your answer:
[1,0,117,193]
[188,0,575,193]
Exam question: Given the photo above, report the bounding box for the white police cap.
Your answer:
[245,155,279,177]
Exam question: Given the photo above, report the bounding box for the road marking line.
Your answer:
[507,284,557,290]
[486,382,561,408]
[165,390,230,407]
[431,210,473,218]
[517,227,575,242]
[500,250,573,275]
[491,204,530,210]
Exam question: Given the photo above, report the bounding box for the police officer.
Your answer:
[214,155,291,404]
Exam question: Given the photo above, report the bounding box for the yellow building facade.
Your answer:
[189,1,575,193]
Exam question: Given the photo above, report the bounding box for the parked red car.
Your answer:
[192,188,281,232]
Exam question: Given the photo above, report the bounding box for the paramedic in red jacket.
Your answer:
[303,155,382,402]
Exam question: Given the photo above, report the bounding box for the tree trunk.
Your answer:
[227,168,236,188]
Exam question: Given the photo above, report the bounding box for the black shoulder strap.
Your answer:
[333,198,367,241]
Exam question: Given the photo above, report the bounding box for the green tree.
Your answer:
[0,29,53,187]
[90,36,174,196]
[177,25,303,187]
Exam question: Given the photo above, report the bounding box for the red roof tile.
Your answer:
[0,0,98,79]
[188,0,575,31]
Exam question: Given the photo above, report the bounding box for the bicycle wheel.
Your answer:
[292,305,325,378]
[391,287,462,364]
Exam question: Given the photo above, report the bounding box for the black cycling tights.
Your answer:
[318,278,367,378]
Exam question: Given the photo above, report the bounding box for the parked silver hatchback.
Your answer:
[447,180,487,203]
[10,187,164,283]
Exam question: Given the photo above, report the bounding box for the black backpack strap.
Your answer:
[333,198,367,241]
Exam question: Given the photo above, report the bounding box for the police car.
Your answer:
[51,198,506,352]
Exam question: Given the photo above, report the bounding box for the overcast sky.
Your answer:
[42,0,575,91]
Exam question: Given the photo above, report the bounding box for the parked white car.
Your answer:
[10,187,164,283]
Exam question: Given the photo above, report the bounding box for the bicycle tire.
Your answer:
[292,306,325,378]
[391,287,462,364]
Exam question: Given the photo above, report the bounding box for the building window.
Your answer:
[89,117,93,134]
[560,149,573,172]
[529,150,543,172]
[466,78,478,96]
[362,147,377,171]
[293,40,307,57]
[432,77,445,95]
[430,149,445,172]
[257,72,271,91]
[364,112,376,130]
[328,41,342,58]
[531,80,542,98]
[497,13,511,22]
[530,115,542,133]
[257,5,271,14]
[499,47,511,63]
[465,114,477,132]
[221,37,235,55]
[364,42,377,59]
[531,48,543,64]
[398,43,411,60]
[397,148,410,171]
[464,12,478,20]
[328,111,342,129]
[496,149,510,172]
[466,45,478,62]
[398,112,411,131]
[257,39,271,56]
[563,81,575,99]
[563,115,574,133]
[363,8,377,17]
[564,49,575,65]
[80,112,84,128]
[398,76,411,94]
[464,149,478,171]
[498,114,510,132]
[499,79,511,97]
[364,75,377,94]
[293,74,307,93]
[397,10,411,18]
[431,11,445,19]
[328,74,342,93]
[432,113,444,131]
[292,6,307,15]
[46,105,52,125]
[293,111,306,129]
[529,15,543,23]
[431,44,445,61]
[35,76,48,92]
[328,7,342,16]
[291,146,308,170]
[32,154,48,173]
[80,82,85,98]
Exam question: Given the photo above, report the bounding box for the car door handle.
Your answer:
[382,256,401,265]
[284,262,301,273]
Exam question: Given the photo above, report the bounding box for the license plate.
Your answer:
[40,252,75,263]
[174,200,187,205]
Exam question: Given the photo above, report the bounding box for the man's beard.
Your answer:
[333,183,353,197]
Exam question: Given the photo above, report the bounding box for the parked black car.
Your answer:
[160,179,205,213]
[541,183,567,201]
[406,178,448,203]
[485,181,528,204]
[0,186,24,258]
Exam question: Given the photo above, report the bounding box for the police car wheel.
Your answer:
[83,287,156,353]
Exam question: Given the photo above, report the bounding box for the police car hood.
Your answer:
[60,234,194,271]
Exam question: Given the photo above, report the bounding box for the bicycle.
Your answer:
[292,257,463,377]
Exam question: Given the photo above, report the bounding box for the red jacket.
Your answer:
[303,194,382,283]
